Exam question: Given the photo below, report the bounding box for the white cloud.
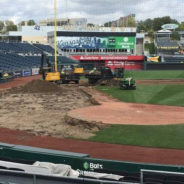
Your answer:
[0,0,183,24]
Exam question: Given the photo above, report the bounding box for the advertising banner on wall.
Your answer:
[57,36,135,50]
[105,61,143,70]
[13,71,22,78]
[71,55,144,61]
[23,69,31,77]
[32,68,40,75]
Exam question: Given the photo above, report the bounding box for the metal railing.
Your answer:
[0,169,137,184]
[140,169,184,184]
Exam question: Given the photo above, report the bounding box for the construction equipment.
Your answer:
[85,67,123,85]
[119,76,136,90]
[60,65,83,84]
[40,0,84,83]
[40,52,60,81]
[40,53,84,84]
[39,0,60,82]
[0,71,14,83]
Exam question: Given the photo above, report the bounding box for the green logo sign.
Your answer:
[83,162,89,170]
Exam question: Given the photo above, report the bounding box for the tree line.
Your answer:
[0,19,36,33]
[1,16,184,34]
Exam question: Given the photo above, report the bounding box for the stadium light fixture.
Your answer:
[54,0,58,72]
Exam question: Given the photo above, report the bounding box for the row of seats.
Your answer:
[164,56,184,63]
[0,42,55,55]
[0,53,40,71]
[33,43,55,54]
[0,42,41,54]
[0,53,76,72]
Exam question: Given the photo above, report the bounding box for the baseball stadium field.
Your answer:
[0,70,184,166]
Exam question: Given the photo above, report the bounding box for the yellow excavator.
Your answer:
[40,52,84,83]
[45,0,60,82]
[41,0,83,82]
[41,0,60,82]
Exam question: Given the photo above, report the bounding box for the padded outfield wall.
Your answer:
[145,63,184,70]
[1,143,184,174]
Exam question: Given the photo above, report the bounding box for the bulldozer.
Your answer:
[85,67,124,85]
[40,52,84,84]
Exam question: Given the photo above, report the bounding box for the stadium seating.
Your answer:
[33,43,55,54]
[0,41,58,75]
[164,56,184,63]
[0,52,40,71]
[0,42,41,54]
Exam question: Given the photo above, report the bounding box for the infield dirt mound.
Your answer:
[9,79,66,94]
[0,80,105,139]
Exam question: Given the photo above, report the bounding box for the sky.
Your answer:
[0,0,184,24]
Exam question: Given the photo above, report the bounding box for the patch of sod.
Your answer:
[89,124,184,149]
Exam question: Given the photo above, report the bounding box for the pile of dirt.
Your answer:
[9,80,66,94]
[96,79,120,86]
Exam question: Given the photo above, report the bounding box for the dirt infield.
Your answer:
[68,102,184,125]
[68,87,184,125]
[0,76,184,166]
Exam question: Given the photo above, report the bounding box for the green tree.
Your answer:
[144,19,153,31]
[171,31,180,41]
[20,21,26,26]
[5,20,17,32]
[147,29,155,42]
[137,21,146,32]
[145,43,156,55]
[5,20,14,26]
[0,21,4,31]
[27,19,36,26]
[178,22,184,31]
[6,25,17,31]
[127,17,136,27]
[137,16,179,32]
[153,16,178,31]
[104,21,112,27]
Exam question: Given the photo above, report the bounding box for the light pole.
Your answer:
[54,0,58,72]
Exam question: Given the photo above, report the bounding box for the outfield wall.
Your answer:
[145,63,184,70]
[0,143,184,174]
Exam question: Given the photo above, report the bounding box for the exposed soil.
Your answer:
[0,75,41,90]
[9,80,66,94]
[69,101,184,125]
[0,80,104,139]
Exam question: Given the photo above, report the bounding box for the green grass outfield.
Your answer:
[124,70,184,79]
[88,124,184,149]
[91,78,184,149]
[96,85,184,106]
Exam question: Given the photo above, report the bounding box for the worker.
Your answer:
[61,68,65,75]
[89,67,97,74]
